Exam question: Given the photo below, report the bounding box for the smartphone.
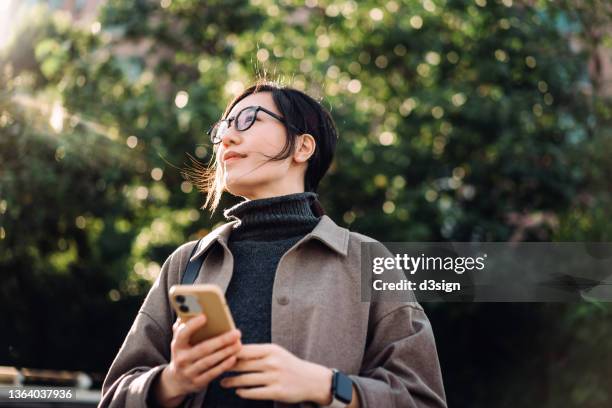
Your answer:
[169,284,236,346]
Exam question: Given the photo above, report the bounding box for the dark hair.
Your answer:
[183,79,339,215]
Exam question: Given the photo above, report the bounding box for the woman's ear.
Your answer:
[293,133,316,163]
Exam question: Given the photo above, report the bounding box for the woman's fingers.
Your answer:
[235,385,280,401]
[192,355,238,389]
[174,314,207,349]
[170,318,244,391]
[220,371,274,388]
[183,339,242,378]
[230,356,268,372]
[182,328,241,363]
[172,317,183,333]
[236,343,276,360]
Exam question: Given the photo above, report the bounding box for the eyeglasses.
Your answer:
[207,105,303,144]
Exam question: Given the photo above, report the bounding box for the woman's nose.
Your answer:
[220,126,240,147]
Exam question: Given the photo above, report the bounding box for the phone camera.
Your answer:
[179,305,189,313]
[176,295,185,304]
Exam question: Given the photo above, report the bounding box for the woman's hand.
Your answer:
[219,343,334,405]
[153,315,242,407]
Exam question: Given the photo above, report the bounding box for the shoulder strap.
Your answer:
[181,239,214,285]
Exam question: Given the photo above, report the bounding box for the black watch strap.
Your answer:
[326,368,352,407]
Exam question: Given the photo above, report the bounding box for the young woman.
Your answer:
[99,81,447,408]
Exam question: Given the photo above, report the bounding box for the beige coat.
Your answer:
[99,215,447,408]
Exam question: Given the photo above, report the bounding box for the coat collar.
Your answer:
[189,214,350,262]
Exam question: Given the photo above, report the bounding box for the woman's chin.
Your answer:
[224,180,250,198]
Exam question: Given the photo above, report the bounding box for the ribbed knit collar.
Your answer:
[223,192,321,241]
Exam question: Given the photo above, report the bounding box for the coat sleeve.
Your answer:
[98,244,196,408]
[348,238,447,408]
[348,302,447,408]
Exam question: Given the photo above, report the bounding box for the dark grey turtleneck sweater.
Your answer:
[202,192,321,408]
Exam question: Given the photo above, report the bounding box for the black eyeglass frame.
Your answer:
[207,105,304,144]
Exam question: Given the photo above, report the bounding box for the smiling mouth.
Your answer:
[224,156,243,163]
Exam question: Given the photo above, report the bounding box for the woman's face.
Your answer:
[214,92,302,199]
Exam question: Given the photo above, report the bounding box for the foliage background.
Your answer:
[1,0,611,406]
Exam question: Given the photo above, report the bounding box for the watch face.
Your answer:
[335,372,353,403]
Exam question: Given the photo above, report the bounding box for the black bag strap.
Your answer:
[181,239,214,285]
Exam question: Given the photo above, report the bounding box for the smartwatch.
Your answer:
[324,368,353,407]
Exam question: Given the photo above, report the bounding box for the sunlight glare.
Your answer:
[0,0,16,50]
[50,101,65,133]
